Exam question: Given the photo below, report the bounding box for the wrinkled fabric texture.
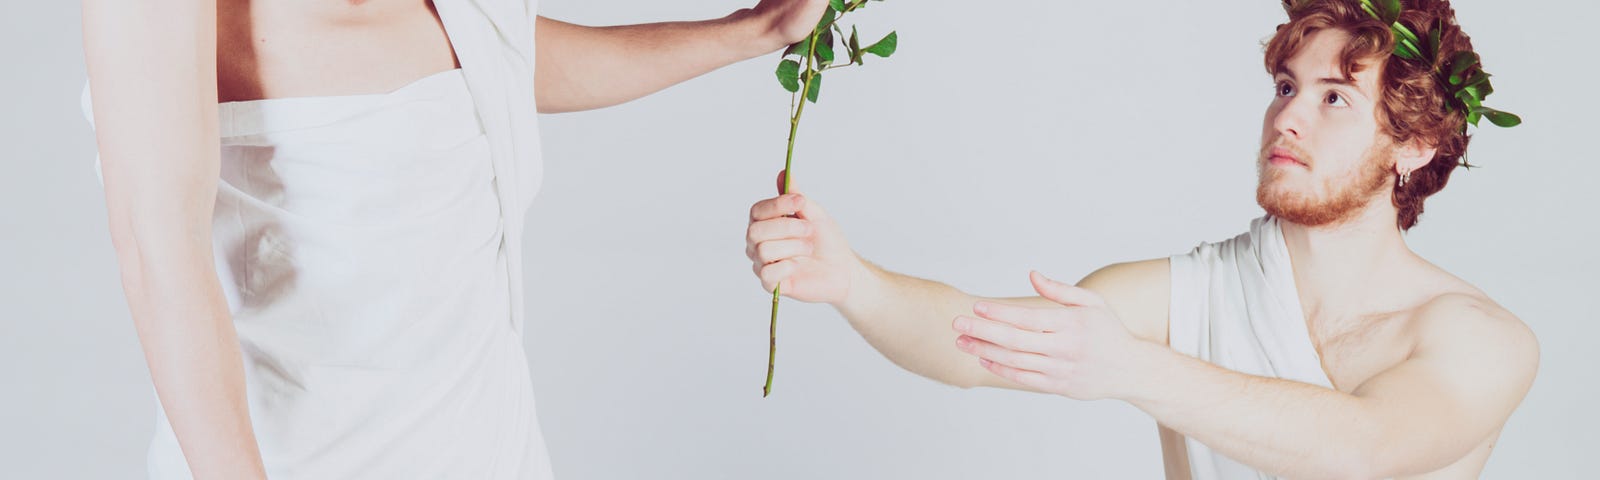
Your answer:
[1167,216,1334,480]
[80,1,553,478]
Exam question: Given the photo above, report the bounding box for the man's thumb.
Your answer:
[1029,271,1101,307]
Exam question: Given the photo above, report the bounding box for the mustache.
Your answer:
[1260,138,1313,166]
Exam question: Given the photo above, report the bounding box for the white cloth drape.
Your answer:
[1168,216,1335,480]
[81,1,554,477]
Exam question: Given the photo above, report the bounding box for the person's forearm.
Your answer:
[534,10,780,113]
[834,258,1010,389]
[122,266,267,480]
[1126,347,1389,479]
[85,0,267,477]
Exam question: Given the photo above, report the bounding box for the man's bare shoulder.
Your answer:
[1077,259,1171,345]
[1407,290,1539,374]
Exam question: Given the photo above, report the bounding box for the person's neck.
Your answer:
[1278,202,1418,323]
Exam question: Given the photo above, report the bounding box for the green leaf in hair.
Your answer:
[1355,1,1519,134]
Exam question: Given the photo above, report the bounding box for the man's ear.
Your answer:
[1394,139,1436,175]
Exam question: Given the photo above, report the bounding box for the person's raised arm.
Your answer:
[83,1,265,477]
[534,0,827,113]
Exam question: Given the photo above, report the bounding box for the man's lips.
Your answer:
[1267,147,1307,167]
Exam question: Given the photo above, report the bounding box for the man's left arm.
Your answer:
[960,285,1539,480]
[534,0,827,114]
[1133,296,1537,478]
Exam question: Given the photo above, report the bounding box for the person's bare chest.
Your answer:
[1309,312,1415,393]
[216,0,459,102]
[1309,311,1497,479]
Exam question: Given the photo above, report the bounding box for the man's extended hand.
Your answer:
[954,271,1161,401]
[746,171,861,306]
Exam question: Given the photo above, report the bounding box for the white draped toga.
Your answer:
[80,1,555,478]
[1167,216,1336,480]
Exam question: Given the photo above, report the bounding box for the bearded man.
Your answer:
[742,0,1537,477]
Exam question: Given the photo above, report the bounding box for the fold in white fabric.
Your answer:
[1167,216,1335,480]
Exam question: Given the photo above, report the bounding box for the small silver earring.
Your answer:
[1398,171,1411,187]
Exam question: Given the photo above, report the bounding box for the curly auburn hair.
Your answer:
[1264,0,1480,230]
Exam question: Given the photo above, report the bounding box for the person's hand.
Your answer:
[746,170,860,306]
[953,271,1158,401]
[744,0,832,53]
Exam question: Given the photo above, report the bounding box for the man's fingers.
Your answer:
[757,259,797,293]
[978,357,1049,389]
[972,301,1063,333]
[755,239,813,264]
[1030,271,1104,307]
[749,193,807,222]
[747,217,811,245]
[792,191,830,222]
[956,335,1053,373]
[953,315,1052,354]
[775,169,805,195]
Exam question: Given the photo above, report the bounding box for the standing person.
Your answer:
[80,0,829,478]
[744,0,1538,477]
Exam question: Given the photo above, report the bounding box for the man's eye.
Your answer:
[1277,82,1295,97]
[1325,92,1349,107]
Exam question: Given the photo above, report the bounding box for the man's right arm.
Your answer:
[83,1,267,478]
[746,186,1171,391]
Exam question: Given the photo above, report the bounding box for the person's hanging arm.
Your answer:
[533,0,828,113]
[82,1,267,478]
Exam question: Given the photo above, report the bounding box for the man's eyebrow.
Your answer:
[1315,77,1357,87]
[1273,66,1353,83]
[1273,66,1370,100]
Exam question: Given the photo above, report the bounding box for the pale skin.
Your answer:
[746,29,1539,479]
[82,0,829,477]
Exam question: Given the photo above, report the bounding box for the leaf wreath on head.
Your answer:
[1279,0,1521,135]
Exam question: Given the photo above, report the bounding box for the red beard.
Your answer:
[1256,140,1392,227]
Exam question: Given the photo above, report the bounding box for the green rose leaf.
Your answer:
[864,31,898,57]
[785,36,811,57]
[816,30,836,65]
[805,72,823,103]
[776,60,801,92]
[849,25,863,65]
[817,8,837,31]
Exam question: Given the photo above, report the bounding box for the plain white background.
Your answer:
[3,0,1595,478]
